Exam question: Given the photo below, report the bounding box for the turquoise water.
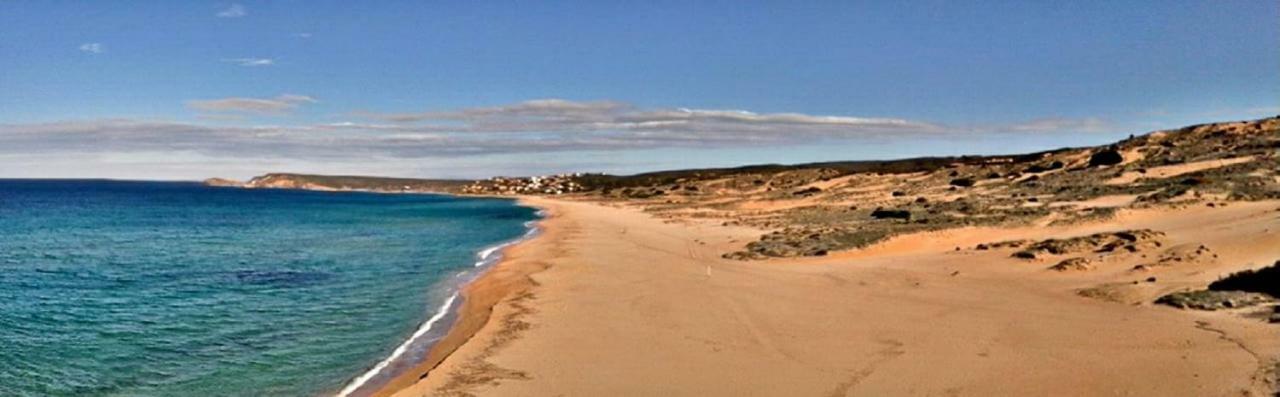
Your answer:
[0,180,538,396]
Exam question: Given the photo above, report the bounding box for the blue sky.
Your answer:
[0,1,1276,180]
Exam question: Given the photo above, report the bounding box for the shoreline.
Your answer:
[363,196,554,397]
[185,184,542,397]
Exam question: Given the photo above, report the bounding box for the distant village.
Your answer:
[462,173,588,195]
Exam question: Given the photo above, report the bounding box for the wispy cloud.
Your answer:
[78,43,104,54]
[1198,106,1280,118]
[216,3,246,18]
[999,117,1110,133]
[186,94,316,116]
[1242,106,1280,115]
[0,113,937,162]
[0,119,642,159]
[1,99,1135,172]
[292,33,313,39]
[357,98,944,142]
[222,57,275,67]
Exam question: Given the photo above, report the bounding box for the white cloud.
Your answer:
[1001,117,1110,133]
[186,94,316,115]
[293,32,313,39]
[78,43,104,54]
[216,3,246,18]
[222,57,275,67]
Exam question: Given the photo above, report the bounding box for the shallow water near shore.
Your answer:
[0,180,538,396]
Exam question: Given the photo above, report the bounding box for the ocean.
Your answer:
[0,180,539,396]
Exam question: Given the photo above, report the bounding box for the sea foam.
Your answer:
[334,211,542,396]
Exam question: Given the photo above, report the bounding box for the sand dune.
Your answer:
[387,197,1280,396]
[1106,156,1257,185]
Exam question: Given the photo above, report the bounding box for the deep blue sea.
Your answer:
[0,180,538,397]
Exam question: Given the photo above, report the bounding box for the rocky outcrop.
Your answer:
[241,174,338,190]
[202,173,470,193]
[202,177,243,187]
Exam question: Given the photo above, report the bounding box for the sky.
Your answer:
[0,1,1277,180]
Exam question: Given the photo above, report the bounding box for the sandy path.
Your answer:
[390,197,1280,396]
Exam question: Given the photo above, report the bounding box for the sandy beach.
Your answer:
[376,195,1280,396]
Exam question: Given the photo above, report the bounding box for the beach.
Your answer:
[377,196,1280,396]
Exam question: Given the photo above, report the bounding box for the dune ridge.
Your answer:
[361,116,1280,396]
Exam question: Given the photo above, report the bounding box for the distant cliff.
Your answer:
[203,173,472,193]
[202,177,243,187]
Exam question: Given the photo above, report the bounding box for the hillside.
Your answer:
[213,116,1280,259]
[564,116,1280,258]
[204,173,472,193]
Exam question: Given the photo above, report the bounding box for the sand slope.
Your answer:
[391,197,1280,396]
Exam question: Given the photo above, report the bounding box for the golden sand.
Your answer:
[381,196,1280,396]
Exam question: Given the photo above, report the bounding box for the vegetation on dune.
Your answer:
[578,117,1280,259]
[1208,261,1280,297]
[215,116,1280,260]
[1157,261,1280,312]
